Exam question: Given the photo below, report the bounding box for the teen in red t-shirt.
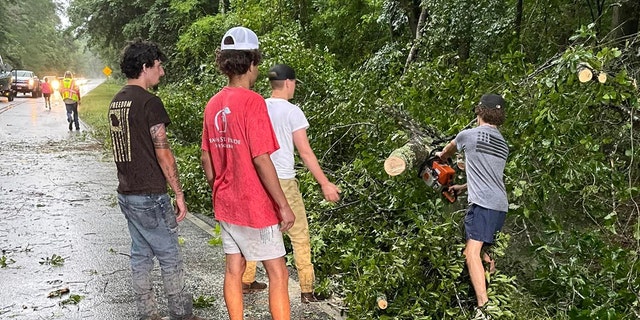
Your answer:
[202,86,281,227]
[200,27,295,320]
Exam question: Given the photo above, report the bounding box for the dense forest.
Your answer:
[4,0,640,318]
[0,0,101,76]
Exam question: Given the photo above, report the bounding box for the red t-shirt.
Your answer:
[41,82,52,94]
[201,86,280,228]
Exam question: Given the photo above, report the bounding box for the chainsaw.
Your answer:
[418,153,457,203]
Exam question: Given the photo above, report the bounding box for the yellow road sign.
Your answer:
[102,66,112,77]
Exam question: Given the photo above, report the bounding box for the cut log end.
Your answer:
[578,66,593,83]
[384,156,406,176]
[597,72,607,84]
[377,294,388,310]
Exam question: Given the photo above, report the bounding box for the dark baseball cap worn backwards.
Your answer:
[477,94,506,109]
[267,64,302,83]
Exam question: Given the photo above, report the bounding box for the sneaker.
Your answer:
[472,308,490,320]
[301,292,329,303]
[242,281,267,294]
[472,304,499,320]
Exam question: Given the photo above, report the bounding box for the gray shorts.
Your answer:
[219,221,286,261]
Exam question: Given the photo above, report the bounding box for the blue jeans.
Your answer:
[65,102,79,129]
[117,193,193,320]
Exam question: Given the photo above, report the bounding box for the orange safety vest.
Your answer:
[61,78,79,102]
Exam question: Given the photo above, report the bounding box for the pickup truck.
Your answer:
[0,55,16,101]
[11,69,42,98]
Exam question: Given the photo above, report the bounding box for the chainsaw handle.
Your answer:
[442,189,457,203]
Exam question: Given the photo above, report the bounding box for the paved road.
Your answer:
[0,80,343,320]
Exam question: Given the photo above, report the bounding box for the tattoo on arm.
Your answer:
[151,123,183,195]
[150,123,170,149]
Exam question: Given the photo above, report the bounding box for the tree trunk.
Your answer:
[611,0,640,42]
[202,0,220,15]
[381,106,445,176]
[222,0,231,13]
[295,0,311,33]
[515,0,523,41]
[398,0,422,38]
[384,137,434,176]
[404,7,428,72]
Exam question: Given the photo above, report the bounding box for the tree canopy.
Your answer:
[0,0,96,76]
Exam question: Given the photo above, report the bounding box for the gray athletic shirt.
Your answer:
[455,125,509,212]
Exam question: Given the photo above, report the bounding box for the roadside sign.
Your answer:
[102,66,112,77]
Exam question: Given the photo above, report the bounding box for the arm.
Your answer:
[292,129,340,202]
[253,153,295,232]
[73,81,81,102]
[151,123,187,222]
[201,150,215,189]
[436,139,457,161]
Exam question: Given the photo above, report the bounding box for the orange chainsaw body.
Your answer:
[420,156,457,202]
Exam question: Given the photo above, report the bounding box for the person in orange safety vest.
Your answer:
[61,70,81,131]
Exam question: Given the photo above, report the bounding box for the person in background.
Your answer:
[109,39,206,320]
[241,64,340,303]
[200,26,295,320]
[436,94,509,319]
[41,78,52,110]
[60,71,81,131]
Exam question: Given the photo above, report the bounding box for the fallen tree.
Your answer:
[383,137,434,176]
[381,103,450,176]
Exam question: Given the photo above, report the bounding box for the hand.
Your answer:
[448,184,466,194]
[174,195,188,222]
[435,151,446,160]
[278,205,296,232]
[321,182,341,203]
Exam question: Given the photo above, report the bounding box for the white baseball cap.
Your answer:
[220,27,259,51]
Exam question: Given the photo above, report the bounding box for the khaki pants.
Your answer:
[242,178,315,293]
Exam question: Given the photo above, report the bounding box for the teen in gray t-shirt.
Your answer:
[454,125,508,212]
[436,93,508,315]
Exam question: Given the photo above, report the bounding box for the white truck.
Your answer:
[0,55,16,101]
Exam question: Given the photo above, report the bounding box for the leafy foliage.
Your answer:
[39,254,65,266]
[0,255,16,268]
[193,295,216,308]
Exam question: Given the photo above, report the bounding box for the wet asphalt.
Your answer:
[0,81,345,320]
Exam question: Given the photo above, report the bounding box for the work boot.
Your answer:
[242,281,267,294]
[301,292,328,303]
[68,122,73,131]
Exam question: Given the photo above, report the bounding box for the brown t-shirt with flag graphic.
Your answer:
[108,85,170,195]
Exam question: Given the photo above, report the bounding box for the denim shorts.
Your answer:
[219,221,285,261]
[464,204,506,244]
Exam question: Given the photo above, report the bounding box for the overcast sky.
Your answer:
[56,0,71,28]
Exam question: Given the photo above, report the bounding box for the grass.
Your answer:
[79,80,124,148]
